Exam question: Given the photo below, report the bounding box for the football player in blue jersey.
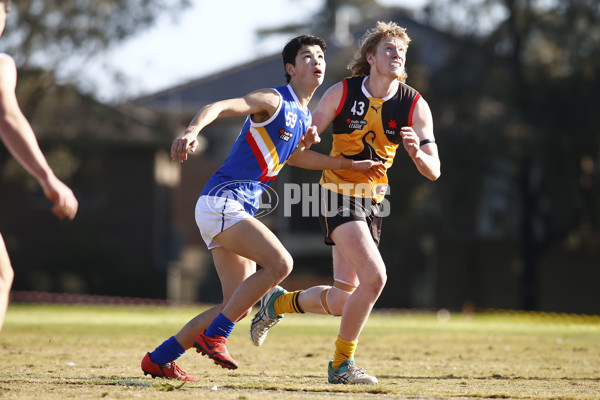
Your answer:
[0,0,79,333]
[141,34,383,380]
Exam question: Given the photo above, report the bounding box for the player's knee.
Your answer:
[376,270,387,291]
[365,270,386,297]
[327,291,351,316]
[0,264,14,290]
[329,307,343,317]
[270,252,293,282]
[321,281,355,316]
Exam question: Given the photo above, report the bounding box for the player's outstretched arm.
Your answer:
[288,147,385,180]
[0,55,78,219]
[171,89,281,163]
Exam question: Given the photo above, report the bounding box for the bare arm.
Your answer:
[287,82,385,179]
[287,146,384,180]
[0,55,78,219]
[287,82,342,170]
[0,56,54,185]
[170,88,280,162]
[400,97,441,181]
[311,81,343,134]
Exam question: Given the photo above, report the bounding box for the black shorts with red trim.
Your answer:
[318,186,383,246]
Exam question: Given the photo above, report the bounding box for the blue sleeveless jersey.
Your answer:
[200,85,311,215]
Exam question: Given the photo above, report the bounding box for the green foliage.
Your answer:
[3,0,191,66]
[257,0,384,38]
[419,0,600,308]
[1,0,191,103]
[424,0,600,229]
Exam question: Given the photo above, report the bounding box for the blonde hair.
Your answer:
[348,21,411,82]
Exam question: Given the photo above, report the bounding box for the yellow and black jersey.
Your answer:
[320,76,421,203]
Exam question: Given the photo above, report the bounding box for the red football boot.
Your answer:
[141,352,198,381]
[193,331,238,370]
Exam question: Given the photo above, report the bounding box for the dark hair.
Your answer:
[1,0,10,11]
[282,35,327,83]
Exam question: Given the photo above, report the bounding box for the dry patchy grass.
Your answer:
[0,304,598,399]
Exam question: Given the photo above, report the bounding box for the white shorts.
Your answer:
[195,195,251,250]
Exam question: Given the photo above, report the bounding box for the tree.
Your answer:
[257,0,384,39]
[424,0,600,309]
[2,0,191,101]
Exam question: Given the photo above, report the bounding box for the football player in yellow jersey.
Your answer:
[251,21,441,384]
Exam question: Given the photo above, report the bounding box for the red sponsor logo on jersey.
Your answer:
[279,129,293,142]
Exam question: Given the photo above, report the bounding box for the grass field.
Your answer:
[0,303,598,399]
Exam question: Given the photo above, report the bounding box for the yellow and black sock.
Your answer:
[273,290,305,315]
[331,335,357,370]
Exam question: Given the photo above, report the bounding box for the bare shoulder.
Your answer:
[251,87,279,96]
[246,87,280,106]
[312,81,346,131]
[316,81,345,110]
[323,81,345,100]
[412,95,432,122]
[0,54,17,91]
[416,95,431,108]
[247,88,281,111]
[0,53,16,69]
[242,88,281,121]
[412,96,434,135]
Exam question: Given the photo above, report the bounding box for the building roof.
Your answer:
[132,10,453,117]
[133,54,288,114]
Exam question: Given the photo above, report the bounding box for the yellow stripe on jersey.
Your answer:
[252,126,285,178]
